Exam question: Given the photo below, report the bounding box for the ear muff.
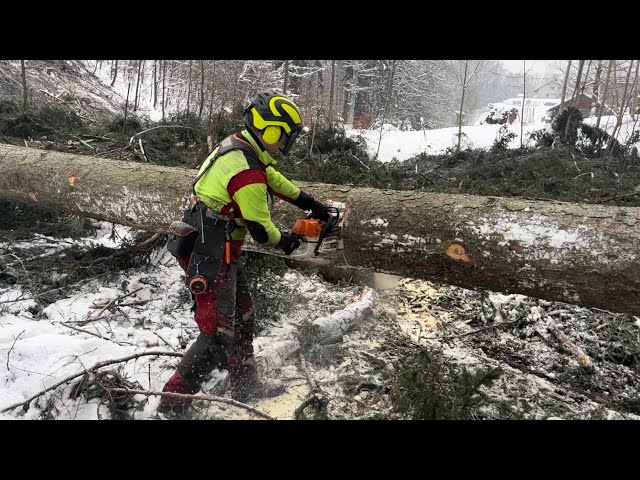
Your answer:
[263,125,282,145]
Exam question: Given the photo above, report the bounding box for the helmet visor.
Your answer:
[281,126,302,155]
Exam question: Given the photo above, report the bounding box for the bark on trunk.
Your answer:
[1,144,639,314]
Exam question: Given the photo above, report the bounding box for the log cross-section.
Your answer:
[1,144,639,314]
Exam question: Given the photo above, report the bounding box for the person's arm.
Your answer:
[266,166,330,221]
[228,171,282,247]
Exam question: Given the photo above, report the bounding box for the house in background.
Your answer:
[545,93,614,120]
[532,81,563,99]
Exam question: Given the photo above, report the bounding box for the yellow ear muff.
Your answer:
[263,125,282,145]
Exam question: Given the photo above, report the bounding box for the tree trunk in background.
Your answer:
[596,60,613,130]
[560,60,572,104]
[591,60,602,116]
[606,60,633,155]
[580,60,592,98]
[153,60,158,109]
[456,61,469,152]
[612,61,619,110]
[198,60,205,119]
[631,59,640,121]
[520,61,525,148]
[283,60,289,94]
[186,60,193,115]
[20,60,28,112]
[328,60,336,128]
[1,144,639,315]
[564,60,585,141]
[161,60,166,122]
[133,60,142,112]
[569,60,585,108]
[208,61,216,123]
[111,60,118,87]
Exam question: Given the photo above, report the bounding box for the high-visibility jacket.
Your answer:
[193,129,302,261]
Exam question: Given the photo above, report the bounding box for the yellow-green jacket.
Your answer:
[193,130,303,261]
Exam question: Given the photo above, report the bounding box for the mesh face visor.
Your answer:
[281,126,302,155]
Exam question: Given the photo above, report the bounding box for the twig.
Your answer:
[0,350,183,414]
[423,319,521,341]
[138,138,148,162]
[128,125,199,145]
[418,173,435,185]
[573,172,593,180]
[602,192,639,202]
[6,330,25,371]
[89,299,151,309]
[294,354,329,420]
[112,389,273,420]
[60,322,134,346]
[548,326,594,371]
[152,331,176,351]
[92,287,143,319]
[75,137,95,150]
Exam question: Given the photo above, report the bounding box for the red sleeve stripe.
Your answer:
[227,170,267,197]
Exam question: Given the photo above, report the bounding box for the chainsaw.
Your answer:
[289,202,345,259]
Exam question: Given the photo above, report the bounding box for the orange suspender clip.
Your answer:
[225,236,231,264]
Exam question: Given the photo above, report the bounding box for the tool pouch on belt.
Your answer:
[184,207,228,295]
[166,207,200,260]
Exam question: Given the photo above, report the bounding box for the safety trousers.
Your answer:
[161,258,255,406]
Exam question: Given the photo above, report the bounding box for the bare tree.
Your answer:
[450,60,485,151]
[328,60,336,128]
[375,60,399,158]
[161,60,166,122]
[283,60,289,94]
[632,59,640,121]
[111,60,118,87]
[560,60,572,104]
[596,60,613,130]
[606,60,633,155]
[20,60,28,112]
[198,60,205,119]
[153,60,158,109]
[591,60,603,116]
[186,60,193,115]
[133,60,143,111]
[208,60,216,123]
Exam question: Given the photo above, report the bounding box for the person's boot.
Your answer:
[227,355,285,403]
[157,371,199,419]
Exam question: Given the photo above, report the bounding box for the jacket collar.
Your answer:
[240,129,278,166]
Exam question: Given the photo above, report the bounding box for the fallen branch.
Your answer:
[294,355,329,420]
[111,388,273,420]
[548,326,594,371]
[60,322,135,346]
[424,319,521,341]
[6,330,25,372]
[89,299,151,309]
[0,350,183,414]
[92,287,143,319]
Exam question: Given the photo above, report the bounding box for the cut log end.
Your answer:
[446,242,473,263]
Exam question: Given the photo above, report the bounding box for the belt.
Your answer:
[204,209,232,222]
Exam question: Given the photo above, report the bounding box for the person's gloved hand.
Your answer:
[278,232,301,255]
[310,201,331,222]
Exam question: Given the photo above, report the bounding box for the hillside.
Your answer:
[0,60,126,123]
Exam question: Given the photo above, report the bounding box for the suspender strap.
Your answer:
[191,134,263,196]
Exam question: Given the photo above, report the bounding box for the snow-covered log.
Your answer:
[1,144,639,314]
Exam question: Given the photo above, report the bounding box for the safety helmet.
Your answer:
[244,90,303,155]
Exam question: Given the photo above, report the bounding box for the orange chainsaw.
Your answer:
[290,204,344,258]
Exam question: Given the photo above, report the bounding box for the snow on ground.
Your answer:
[348,114,639,163]
[2,220,639,420]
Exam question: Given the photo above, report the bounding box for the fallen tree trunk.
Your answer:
[1,144,639,314]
